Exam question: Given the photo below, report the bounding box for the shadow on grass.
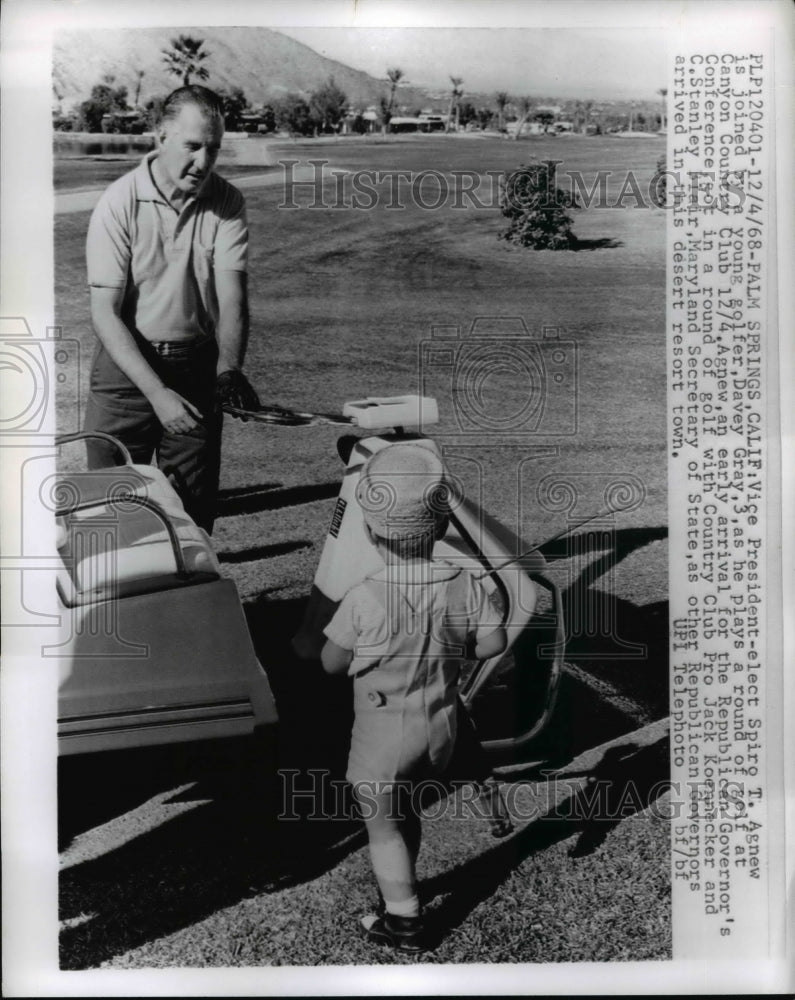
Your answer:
[569,237,624,251]
[538,525,668,564]
[556,525,669,727]
[58,601,364,970]
[422,734,670,944]
[58,522,668,968]
[216,481,342,518]
[58,768,365,969]
[471,526,668,767]
[218,540,312,564]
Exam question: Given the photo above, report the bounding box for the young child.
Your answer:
[321,443,507,952]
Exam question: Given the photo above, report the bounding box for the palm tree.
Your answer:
[382,66,404,134]
[386,67,404,110]
[378,95,392,134]
[133,69,145,108]
[513,96,535,139]
[495,91,510,135]
[447,76,463,132]
[162,35,211,87]
[657,87,668,132]
[571,100,592,134]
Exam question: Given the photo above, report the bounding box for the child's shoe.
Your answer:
[361,911,428,953]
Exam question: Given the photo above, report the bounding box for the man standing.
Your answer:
[83,85,260,532]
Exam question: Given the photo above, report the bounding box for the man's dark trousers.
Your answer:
[83,336,222,534]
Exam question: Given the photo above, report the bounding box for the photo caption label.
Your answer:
[668,40,773,958]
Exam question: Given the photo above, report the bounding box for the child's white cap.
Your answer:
[356,443,449,539]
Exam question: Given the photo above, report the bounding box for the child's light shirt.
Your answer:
[323,560,501,785]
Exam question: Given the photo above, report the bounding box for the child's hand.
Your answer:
[321,638,354,675]
[474,626,508,661]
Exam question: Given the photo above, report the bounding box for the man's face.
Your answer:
[157,103,224,198]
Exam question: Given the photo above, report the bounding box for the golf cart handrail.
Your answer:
[55,430,193,579]
[461,570,565,753]
[449,507,565,753]
[56,493,192,580]
[56,430,134,466]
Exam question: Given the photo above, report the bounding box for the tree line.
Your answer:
[53,34,666,137]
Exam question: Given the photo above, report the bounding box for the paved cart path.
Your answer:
[55,164,331,214]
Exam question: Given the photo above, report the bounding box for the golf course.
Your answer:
[56,132,672,968]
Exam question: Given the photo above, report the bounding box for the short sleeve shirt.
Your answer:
[324,561,503,783]
[86,151,248,342]
[324,562,501,676]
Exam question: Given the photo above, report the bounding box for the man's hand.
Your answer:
[216,369,261,414]
[150,386,203,434]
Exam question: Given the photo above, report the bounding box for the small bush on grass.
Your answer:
[499,159,580,249]
[649,153,667,208]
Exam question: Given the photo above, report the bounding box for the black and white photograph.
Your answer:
[1,0,791,995]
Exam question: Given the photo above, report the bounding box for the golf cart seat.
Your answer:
[55,432,220,607]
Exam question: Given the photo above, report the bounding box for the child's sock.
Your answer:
[384,895,420,919]
[368,833,417,909]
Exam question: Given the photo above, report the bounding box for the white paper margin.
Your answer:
[1,0,792,995]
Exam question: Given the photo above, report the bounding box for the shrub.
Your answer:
[144,96,166,131]
[309,77,348,134]
[76,82,129,133]
[218,86,249,131]
[53,114,76,132]
[257,105,277,133]
[274,94,315,136]
[349,113,369,135]
[649,153,667,208]
[499,159,580,249]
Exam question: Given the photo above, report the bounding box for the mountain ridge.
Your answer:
[52,26,663,122]
[53,26,436,113]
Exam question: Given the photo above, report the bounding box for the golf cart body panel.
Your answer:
[54,434,278,755]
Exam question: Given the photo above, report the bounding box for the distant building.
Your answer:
[341,110,448,134]
[341,107,379,134]
[389,113,447,133]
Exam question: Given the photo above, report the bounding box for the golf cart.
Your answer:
[54,431,278,755]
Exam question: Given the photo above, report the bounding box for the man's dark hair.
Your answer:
[159,85,224,128]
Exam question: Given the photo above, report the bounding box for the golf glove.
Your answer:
[216,369,261,412]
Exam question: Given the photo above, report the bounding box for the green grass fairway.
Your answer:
[56,134,671,967]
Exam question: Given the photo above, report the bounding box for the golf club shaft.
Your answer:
[476,504,622,580]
